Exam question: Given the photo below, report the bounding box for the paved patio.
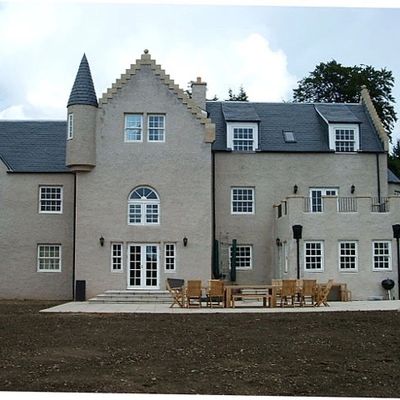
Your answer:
[41,300,400,314]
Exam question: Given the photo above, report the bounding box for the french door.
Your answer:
[127,244,159,289]
[310,188,338,212]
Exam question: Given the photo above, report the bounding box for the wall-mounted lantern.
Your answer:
[351,185,355,194]
[293,185,298,194]
[99,236,105,247]
[276,238,282,247]
[183,236,188,247]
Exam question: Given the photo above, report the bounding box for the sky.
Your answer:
[1,0,400,145]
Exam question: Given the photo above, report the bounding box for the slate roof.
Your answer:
[67,54,98,107]
[207,102,384,153]
[388,169,400,184]
[0,121,69,172]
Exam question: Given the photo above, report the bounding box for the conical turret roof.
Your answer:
[67,54,98,107]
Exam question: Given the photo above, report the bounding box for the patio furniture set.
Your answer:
[166,278,341,309]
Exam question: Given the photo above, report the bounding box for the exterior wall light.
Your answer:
[99,236,105,247]
[183,236,188,247]
[293,185,298,194]
[276,238,282,247]
[351,185,355,194]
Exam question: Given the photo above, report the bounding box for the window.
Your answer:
[229,245,252,270]
[304,241,324,271]
[227,122,258,151]
[111,243,123,272]
[164,243,176,272]
[128,187,160,225]
[231,187,254,214]
[37,244,61,272]
[372,241,392,271]
[39,186,63,214]
[148,115,165,142]
[67,113,73,140]
[329,124,359,152]
[309,188,338,213]
[125,114,143,142]
[283,131,296,143]
[339,241,358,271]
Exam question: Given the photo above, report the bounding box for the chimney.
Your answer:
[191,77,207,110]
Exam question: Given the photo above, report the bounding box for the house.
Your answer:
[0,50,399,301]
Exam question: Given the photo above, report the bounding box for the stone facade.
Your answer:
[0,51,399,301]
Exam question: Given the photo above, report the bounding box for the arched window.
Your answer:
[128,187,160,225]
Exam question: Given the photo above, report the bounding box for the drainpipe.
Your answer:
[376,153,381,203]
[72,172,77,300]
[211,151,217,278]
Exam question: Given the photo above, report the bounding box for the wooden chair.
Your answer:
[166,278,185,308]
[314,279,334,307]
[300,279,317,306]
[206,280,224,307]
[185,280,202,307]
[280,279,297,307]
[272,279,282,305]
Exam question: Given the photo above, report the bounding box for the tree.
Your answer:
[388,139,400,178]
[293,60,397,139]
[226,86,248,101]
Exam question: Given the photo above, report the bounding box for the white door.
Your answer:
[127,244,159,289]
[310,188,338,212]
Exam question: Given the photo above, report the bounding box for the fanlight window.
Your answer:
[128,187,160,225]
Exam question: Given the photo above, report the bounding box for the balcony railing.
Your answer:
[301,196,389,214]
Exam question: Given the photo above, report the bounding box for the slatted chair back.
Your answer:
[315,279,334,307]
[186,280,202,307]
[166,278,185,308]
[207,280,225,307]
[281,279,297,297]
[302,279,317,296]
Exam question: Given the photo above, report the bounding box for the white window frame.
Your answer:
[147,114,166,142]
[231,187,255,215]
[67,113,73,140]
[164,243,176,272]
[111,243,124,272]
[227,122,258,151]
[329,124,360,153]
[128,187,160,225]
[39,186,63,214]
[124,114,143,142]
[338,241,358,272]
[37,244,62,272]
[309,188,338,213]
[372,241,392,271]
[229,244,253,270]
[304,241,324,272]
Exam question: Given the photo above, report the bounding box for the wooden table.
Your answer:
[224,285,277,308]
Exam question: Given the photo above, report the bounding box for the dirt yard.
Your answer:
[0,301,399,396]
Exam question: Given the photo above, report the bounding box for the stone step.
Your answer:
[88,297,171,304]
[88,289,172,304]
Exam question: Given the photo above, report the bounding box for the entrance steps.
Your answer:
[88,290,171,304]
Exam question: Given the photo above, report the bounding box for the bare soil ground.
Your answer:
[0,301,399,396]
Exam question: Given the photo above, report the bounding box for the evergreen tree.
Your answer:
[293,60,397,139]
[226,86,248,101]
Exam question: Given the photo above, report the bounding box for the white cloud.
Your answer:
[0,105,26,119]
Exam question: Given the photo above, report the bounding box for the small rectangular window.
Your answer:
[372,241,392,271]
[125,114,143,142]
[335,128,355,152]
[229,245,253,270]
[148,115,165,142]
[233,127,254,151]
[339,241,358,271]
[283,131,296,143]
[231,187,254,214]
[304,241,324,271]
[37,244,61,272]
[39,186,63,214]
[67,113,73,140]
[164,243,176,272]
[111,243,123,272]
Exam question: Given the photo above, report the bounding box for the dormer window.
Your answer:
[329,124,360,153]
[227,122,258,151]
